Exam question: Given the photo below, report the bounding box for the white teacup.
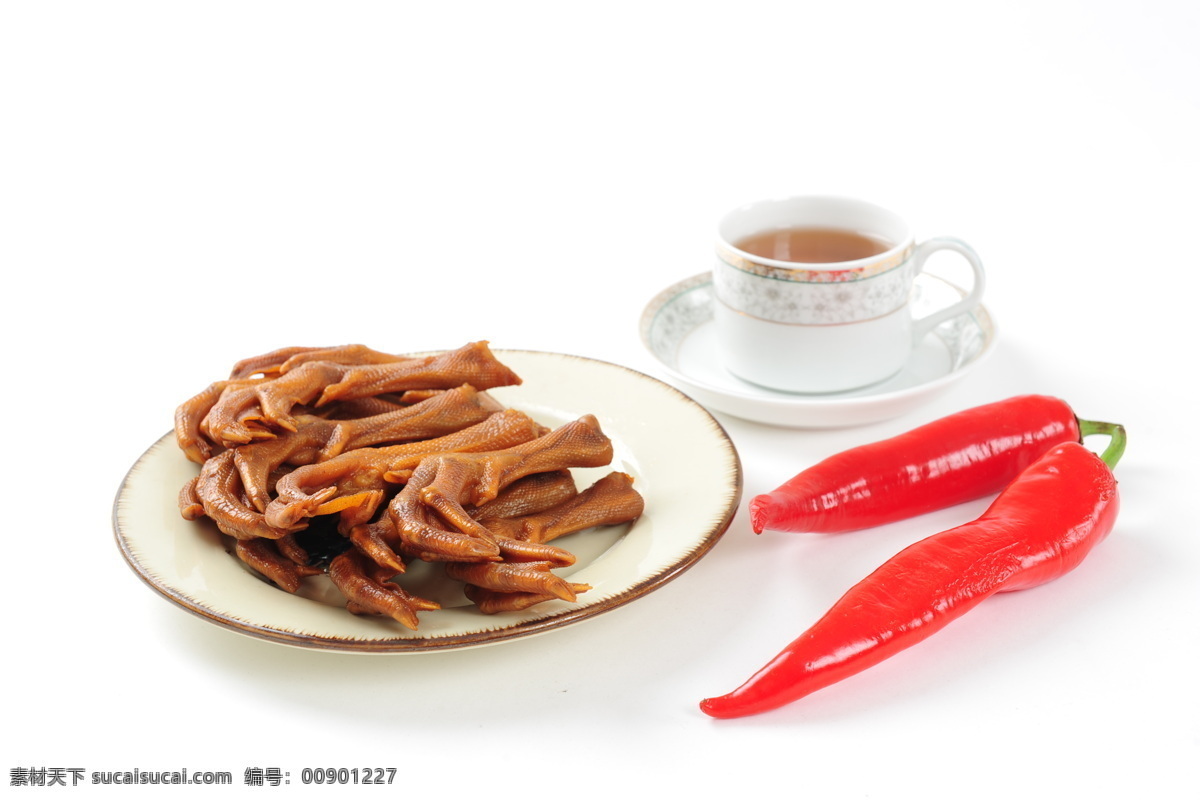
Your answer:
[713,196,986,394]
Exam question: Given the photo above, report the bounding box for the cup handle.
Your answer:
[910,237,986,341]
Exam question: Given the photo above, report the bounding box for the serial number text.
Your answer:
[300,768,397,785]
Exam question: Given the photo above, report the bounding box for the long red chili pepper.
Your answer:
[750,394,1119,535]
[700,430,1125,719]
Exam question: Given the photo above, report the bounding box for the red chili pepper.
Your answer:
[700,430,1125,719]
[750,394,1119,535]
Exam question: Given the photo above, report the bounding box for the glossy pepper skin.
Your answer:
[750,395,1087,534]
[701,440,1122,719]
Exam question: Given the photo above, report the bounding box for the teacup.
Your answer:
[713,196,985,394]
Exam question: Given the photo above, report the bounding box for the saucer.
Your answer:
[639,273,996,428]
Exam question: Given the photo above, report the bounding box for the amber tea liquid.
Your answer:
[734,226,892,263]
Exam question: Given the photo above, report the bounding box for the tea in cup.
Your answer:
[713,196,986,394]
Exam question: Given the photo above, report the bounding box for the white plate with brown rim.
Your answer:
[113,350,743,653]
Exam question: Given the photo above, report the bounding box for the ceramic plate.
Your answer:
[640,273,996,428]
[113,350,742,652]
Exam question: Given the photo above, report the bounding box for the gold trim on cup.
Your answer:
[716,242,914,283]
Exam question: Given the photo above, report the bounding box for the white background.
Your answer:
[3,1,1197,797]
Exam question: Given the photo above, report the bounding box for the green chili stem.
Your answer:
[1078,418,1127,470]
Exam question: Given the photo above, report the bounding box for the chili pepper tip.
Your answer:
[698,694,751,719]
[747,497,767,534]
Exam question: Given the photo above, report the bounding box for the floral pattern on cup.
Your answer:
[715,243,912,283]
[714,247,918,325]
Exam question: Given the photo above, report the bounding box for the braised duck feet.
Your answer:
[387,415,613,563]
[464,584,594,615]
[328,550,439,630]
[234,538,323,593]
[317,341,521,405]
[265,409,545,531]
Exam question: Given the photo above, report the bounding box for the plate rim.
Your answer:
[112,348,744,653]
